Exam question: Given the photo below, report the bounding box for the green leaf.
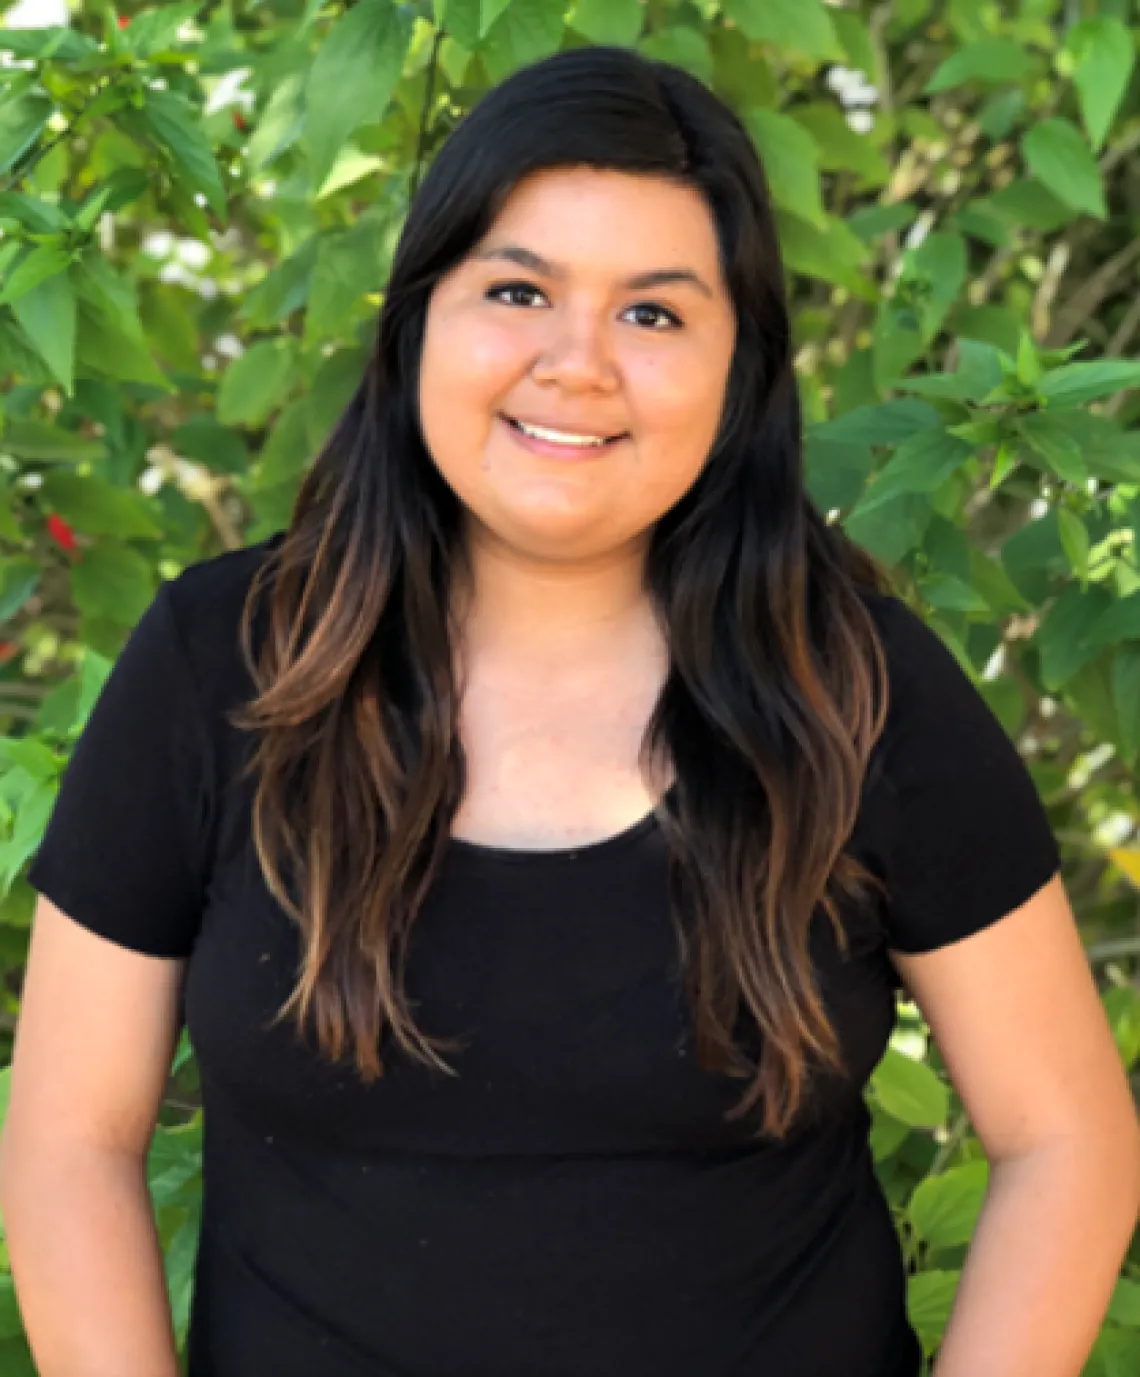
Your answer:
[480,0,514,38]
[71,256,171,391]
[1112,646,1140,767]
[1085,592,1140,648]
[907,1271,960,1356]
[843,493,933,564]
[10,269,75,394]
[0,190,69,235]
[910,232,967,340]
[0,556,41,622]
[1065,18,1135,152]
[0,91,53,174]
[873,301,925,392]
[1022,118,1107,220]
[776,211,872,296]
[982,178,1081,232]
[0,27,99,62]
[1039,359,1140,408]
[925,37,1033,92]
[305,347,368,452]
[1017,412,1088,485]
[163,1207,201,1347]
[847,202,918,242]
[0,244,72,308]
[1108,1277,1140,1329]
[850,428,974,519]
[246,70,306,174]
[38,473,164,541]
[831,9,876,79]
[907,1162,989,1248]
[256,398,312,486]
[217,339,298,428]
[1033,583,1114,690]
[1056,507,1090,582]
[916,572,989,613]
[789,103,890,186]
[68,543,155,626]
[870,1047,949,1128]
[722,0,843,61]
[977,87,1026,141]
[241,238,319,329]
[867,1101,909,1161]
[304,218,388,348]
[1095,1327,1140,1377]
[636,27,713,86]
[303,0,415,192]
[0,418,105,464]
[746,109,824,228]
[811,398,941,448]
[570,0,642,45]
[442,0,482,49]
[136,89,227,220]
[0,1270,22,1340]
[804,436,874,513]
[122,2,201,59]
[172,417,250,477]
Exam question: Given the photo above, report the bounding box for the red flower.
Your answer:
[118,15,129,28]
[0,641,19,665]
[233,110,249,133]
[47,513,77,552]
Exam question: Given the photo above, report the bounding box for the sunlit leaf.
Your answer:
[1065,18,1135,151]
[1022,118,1107,220]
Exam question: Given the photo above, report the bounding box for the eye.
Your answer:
[485,280,682,330]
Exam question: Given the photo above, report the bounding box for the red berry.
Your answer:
[118,15,129,28]
[0,641,18,664]
[233,111,249,133]
[47,513,77,552]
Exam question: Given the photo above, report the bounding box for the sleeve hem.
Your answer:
[886,847,1061,956]
[25,865,196,960]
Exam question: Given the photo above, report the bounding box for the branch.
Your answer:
[1047,237,1140,347]
[410,26,446,200]
[0,81,107,196]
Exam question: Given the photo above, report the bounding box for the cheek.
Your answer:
[424,308,526,406]
[625,349,730,441]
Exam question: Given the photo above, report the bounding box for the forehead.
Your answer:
[473,166,726,280]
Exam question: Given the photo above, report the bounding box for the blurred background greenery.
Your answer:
[1,1,1140,1372]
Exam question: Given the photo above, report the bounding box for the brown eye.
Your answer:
[624,302,682,330]
[486,281,680,329]
[487,281,546,307]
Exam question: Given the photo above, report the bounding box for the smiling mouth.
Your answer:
[501,414,628,448]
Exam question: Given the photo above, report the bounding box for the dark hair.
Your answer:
[230,44,896,1139]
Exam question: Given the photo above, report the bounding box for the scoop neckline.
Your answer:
[446,783,677,865]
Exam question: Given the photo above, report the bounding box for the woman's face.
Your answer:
[417,166,738,569]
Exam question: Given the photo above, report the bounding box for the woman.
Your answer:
[2,44,1137,1377]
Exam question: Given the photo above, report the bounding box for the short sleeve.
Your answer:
[25,582,215,958]
[872,597,1061,954]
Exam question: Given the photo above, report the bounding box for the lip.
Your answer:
[498,413,628,461]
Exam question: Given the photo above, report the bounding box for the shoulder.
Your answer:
[853,586,972,726]
[162,530,285,669]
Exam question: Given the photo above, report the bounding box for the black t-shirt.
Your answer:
[26,532,1060,1377]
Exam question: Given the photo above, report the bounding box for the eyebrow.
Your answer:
[472,244,715,299]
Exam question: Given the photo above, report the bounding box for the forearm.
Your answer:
[1,1142,181,1377]
[932,1136,1140,1377]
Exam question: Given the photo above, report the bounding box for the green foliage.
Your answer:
[1,1,1139,1372]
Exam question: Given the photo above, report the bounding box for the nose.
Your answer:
[529,304,619,393]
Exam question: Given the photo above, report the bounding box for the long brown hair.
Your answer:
[229,46,897,1139]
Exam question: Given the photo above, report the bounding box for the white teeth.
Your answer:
[513,418,611,447]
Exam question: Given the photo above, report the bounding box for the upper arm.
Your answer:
[1,895,183,1168]
[891,871,1139,1163]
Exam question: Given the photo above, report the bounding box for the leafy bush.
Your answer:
[1,2,1139,1373]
